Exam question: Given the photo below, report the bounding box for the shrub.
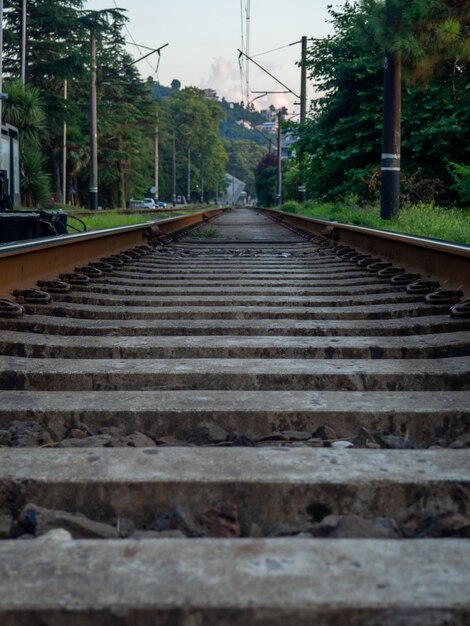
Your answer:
[281,201,300,214]
[449,163,470,205]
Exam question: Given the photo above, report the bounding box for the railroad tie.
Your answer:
[0,207,469,624]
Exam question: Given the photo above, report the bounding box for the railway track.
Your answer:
[0,207,469,624]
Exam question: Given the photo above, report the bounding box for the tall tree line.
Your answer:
[292,0,470,207]
[156,86,228,202]
[1,0,229,207]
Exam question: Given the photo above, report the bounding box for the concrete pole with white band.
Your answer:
[89,30,98,211]
[380,0,401,219]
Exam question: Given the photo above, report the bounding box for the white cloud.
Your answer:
[198,56,296,114]
[199,56,243,103]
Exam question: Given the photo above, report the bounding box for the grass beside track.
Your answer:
[279,201,470,245]
[67,211,190,233]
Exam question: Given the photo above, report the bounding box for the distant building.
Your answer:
[254,122,277,135]
[236,120,253,130]
[260,107,278,122]
[202,89,218,102]
[282,132,298,160]
[220,174,246,205]
[1,123,20,207]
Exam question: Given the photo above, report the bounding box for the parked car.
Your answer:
[128,200,146,209]
[143,198,156,209]
[156,201,167,208]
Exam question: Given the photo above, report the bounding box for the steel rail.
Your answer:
[68,205,213,217]
[261,208,470,293]
[0,208,226,299]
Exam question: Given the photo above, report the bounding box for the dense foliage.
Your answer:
[255,152,278,207]
[4,0,467,213]
[226,140,266,197]
[2,0,230,208]
[218,100,266,144]
[295,1,470,206]
[156,87,228,202]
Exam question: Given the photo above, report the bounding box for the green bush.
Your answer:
[21,151,51,206]
[281,201,300,214]
[449,163,470,205]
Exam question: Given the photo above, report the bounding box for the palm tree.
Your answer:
[3,80,50,206]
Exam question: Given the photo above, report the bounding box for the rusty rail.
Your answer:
[261,208,470,294]
[0,208,226,299]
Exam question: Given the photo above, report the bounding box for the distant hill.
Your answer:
[218,99,268,145]
[147,78,270,147]
[147,79,172,100]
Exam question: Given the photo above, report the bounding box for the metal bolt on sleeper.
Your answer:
[0,299,25,318]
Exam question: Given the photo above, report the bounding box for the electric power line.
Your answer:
[238,48,300,99]
[125,41,157,52]
[252,41,298,58]
[113,0,160,78]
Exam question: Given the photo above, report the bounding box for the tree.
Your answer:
[226,140,266,197]
[255,152,278,206]
[86,9,157,208]
[156,88,227,202]
[2,0,86,81]
[449,163,470,205]
[364,0,470,85]
[218,99,266,144]
[302,3,384,202]
[3,0,159,208]
[301,1,470,206]
[2,80,50,205]
[3,0,87,203]
[362,0,470,216]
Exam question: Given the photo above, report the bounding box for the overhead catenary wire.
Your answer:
[237,49,300,100]
[125,41,159,52]
[113,0,160,78]
[251,41,300,59]
[122,44,168,71]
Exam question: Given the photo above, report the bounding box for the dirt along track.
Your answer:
[0,207,469,625]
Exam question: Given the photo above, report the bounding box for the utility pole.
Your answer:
[300,36,307,127]
[200,161,205,204]
[89,31,98,211]
[172,129,176,206]
[0,0,3,172]
[187,147,191,202]
[245,0,251,105]
[276,109,282,205]
[62,80,67,204]
[380,0,401,219]
[21,0,26,83]
[154,114,159,201]
[298,35,307,203]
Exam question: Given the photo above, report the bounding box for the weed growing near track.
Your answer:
[190,228,220,238]
[280,201,470,245]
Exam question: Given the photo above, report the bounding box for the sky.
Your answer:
[85,0,346,114]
